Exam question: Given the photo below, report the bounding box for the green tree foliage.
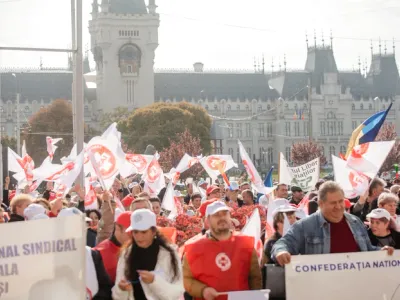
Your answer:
[100,106,131,131]
[120,102,212,153]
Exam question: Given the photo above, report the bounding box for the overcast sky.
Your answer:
[0,0,399,71]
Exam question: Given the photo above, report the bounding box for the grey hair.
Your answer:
[369,178,386,196]
[318,181,344,202]
[378,192,399,206]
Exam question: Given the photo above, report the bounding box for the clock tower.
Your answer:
[89,0,159,113]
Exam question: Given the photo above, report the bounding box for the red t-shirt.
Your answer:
[330,217,359,253]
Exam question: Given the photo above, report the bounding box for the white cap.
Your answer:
[126,209,156,232]
[367,208,391,221]
[32,213,50,221]
[272,204,297,217]
[129,182,139,190]
[24,204,46,221]
[114,208,123,222]
[206,201,230,217]
[58,207,83,217]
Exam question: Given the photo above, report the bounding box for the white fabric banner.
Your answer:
[285,251,400,300]
[0,216,86,300]
[226,290,271,300]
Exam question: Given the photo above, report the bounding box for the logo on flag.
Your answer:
[87,144,117,179]
[126,154,148,172]
[351,143,369,159]
[206,156,226,171]
[146,160,162,183]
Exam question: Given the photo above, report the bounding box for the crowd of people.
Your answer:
[1,172,400,300]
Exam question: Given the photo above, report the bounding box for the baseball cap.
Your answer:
[174,190,183,197]
[206,185,220,196]
[198,179,207,187]
[240,182,250,187]
[58,207,83,217]
[126,209,156,232]
[344,199,353,209]
[198,198,218,217]
[116,211,132,229]
[122,195,135,207]
[205,201,231,217]
[128,182,139,190]
[24,204,46,221]
[291,186,303,193]
[228,181,240,191]
[32,213,50,220]
[366,208,391,221]
[272,204,297,217]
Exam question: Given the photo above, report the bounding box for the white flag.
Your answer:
[200,155,237,180]
[46,136,63,160]
[161,182,178,220]
[241,208,263,264]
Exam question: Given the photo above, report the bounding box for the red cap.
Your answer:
[198,198,219,217]
[206,185,220,196]
[49,191,56,201]
[121,195,135,208]
[344,199,353,209]
[116,211,132,229]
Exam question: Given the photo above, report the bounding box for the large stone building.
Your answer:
[0,0,399,172]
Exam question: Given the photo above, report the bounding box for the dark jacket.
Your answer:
[91,249,113,300]
[264,232,281,263]
[368,228,400,249]
[87,228,97,248]
[351,198,378,222]
[8,213,25,222]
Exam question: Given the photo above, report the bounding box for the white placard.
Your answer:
[0,215,86,300]
[286,251,400,300]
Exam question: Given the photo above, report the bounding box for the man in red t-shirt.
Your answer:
[271,181,394,265]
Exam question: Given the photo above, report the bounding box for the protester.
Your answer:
[0,207,6,223]
[241,189,255,206]
[206,185,221,200]
[239,182,251,192]
[264,204,297,263]
[274,183,289,199]
[9,194,33,222]
[97,191,117,244]
[190,193,202,210]
[182,201,262,299]
[225,181,243,208]
[290,186,304,205]
[271,181,394,266]
[94,211,132,284]
[367,208,400,249]
[376,192,400,230]
[352,178,386,221]
[149,197,162,216]
[33,198,51,214]
[113,209,184,300]
[24,203,49,221]
[129,197,153,212]
[87,209,102,230]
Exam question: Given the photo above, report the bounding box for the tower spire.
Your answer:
[271,57,274,74]
[313,29,317,48]
[305,32,309,49]
[101,0,108,13]
[393,38,396,56]
[148,0,157,14]
[358,56,361,73]
[330,29,333,49]
[321,30,325,47]
[92,0,98,14]
[284,54,287,72]
[262,54,265,74]
[379,37,382,56]
[370,40,373,57]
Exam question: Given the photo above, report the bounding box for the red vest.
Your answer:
[185,234,254,300]
[94,239,120,283]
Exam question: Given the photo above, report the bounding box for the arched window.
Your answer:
[257,105,262,112]
[369,103,372,110]
[236,104,240,110]
[360,103,363,110]
[340,145,346,154]
[246,147,252,160]
[329,146,335,158]
[285,147,291,163]
[214,104,218,110]
[245,105,250,111]
[352,104,355,110]
[321,146,325,156]
[382,104,385,110]
[227,104,231,110]
[119,44,141,74]
[267,147,273,163]
[267,104,271,110]
[205,104,209,110]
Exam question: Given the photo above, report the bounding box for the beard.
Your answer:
[211,220,230,235]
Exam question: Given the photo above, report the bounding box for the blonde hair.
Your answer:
[129,197,153,212]
[378,192,399,206]
[390,185,400,195]
[10,194,33,214]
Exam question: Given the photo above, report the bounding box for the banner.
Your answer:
[285,251,400,300]
[0,216,86,300]
[279,154,319,192]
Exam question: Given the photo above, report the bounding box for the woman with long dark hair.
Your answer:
[112,209,184,300]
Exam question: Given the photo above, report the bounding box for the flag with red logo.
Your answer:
[85,176,99,210]
[346,141,395,178]
[200,155,237,181]
[142,153,165,194]
[120,153,153,177]
[8,147,35,185]
[167,154,202,185]
[46,136,63,161]
[332,155,370,199]
[161,182,178,220]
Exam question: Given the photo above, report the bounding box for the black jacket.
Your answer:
[87,228,97,248]
[91,249,113,300]
[368,228,400,249]
[8,213,25,222]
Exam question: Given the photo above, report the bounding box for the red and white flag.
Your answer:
[161,182,178,220]
[142,153,165,194]
[346,141,395,178]
[120,153,153,177]
[85,176,99,210]
[200,155,237,180]
[241,208,263,265]
[167,154,201,185]
[46,136,63,161]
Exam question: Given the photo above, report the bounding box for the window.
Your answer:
[285,147,291,163]
[236,148,241,163]
[369,103,372,110]
[360,103,363,110]
[214,104,218,110]
[340,145,346,154]
[205,105,209,110]
[285,122,291,136]
[320,121,325,135]
[257,105,262,112]
[303,122,309,136]
[266,123,272,137]
[352,104,355,110]
[321,146,325,156]
[228,123,233,138]
[267,147,273,163]
[245,105,250,111]
[245,123,251,137]
[259,123,265,137]
[338,121,343,135]
[227,104,231,110]
[329,146,335,158]
[236,123,242,138]
[294,122,300,136]
[267,104,271,110]
[127,65,132,73]
[352,120,357,130]
[24,106,29,112]
[236,105,240,110]
[228,148,234,157]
